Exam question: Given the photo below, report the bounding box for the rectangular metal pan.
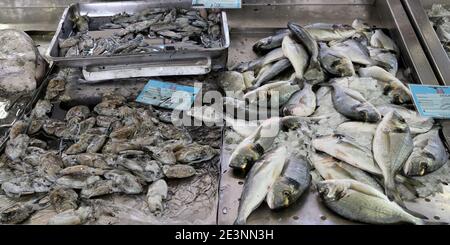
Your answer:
[219,0,447,225]
[45,1,230,71]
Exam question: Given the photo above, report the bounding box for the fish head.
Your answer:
[390,111,410,133]
[317,181,347,202]
[267,179,300,209]
[356,105,381,123]
[403,152,435,176]
[228,145,262,171]
[384,83,411,104]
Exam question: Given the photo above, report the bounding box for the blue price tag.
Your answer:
[136,80,200,111]
[409,84,450,119]
[192,0,242,9]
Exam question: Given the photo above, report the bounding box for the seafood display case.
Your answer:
[2,0,450,226]
[45,1,230,80]
[219,0,449,225]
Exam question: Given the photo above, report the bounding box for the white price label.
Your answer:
[192,0,242,9]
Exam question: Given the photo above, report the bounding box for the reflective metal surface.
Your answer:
[403,0,450,86]
[45,2,230,74]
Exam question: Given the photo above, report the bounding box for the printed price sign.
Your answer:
[192,0,242,9]
[409,84,450,119]
[136,80,200,111]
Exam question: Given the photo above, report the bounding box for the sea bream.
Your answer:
[319,43,355,77]
[359,66,412,104]
[403,129,449,176]
[311,152,383,192]
[234,146,288,225]
[325,82,381,123]
[282,82,316,117]
[253,29,291,54]
[376,104,434,135]
[252,58,292,88]
[317,179,428,225]
[266,154,311,210]
[244,80,301,108]
[288,22,325,83]
[228,117,283,172]
[373,111,414,203]
[282,36,309,80]
[304,23,357,42]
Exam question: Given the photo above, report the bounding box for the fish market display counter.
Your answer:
[1,0,450,225]
[218,0,450,225]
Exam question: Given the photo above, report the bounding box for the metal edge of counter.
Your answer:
[402,0,450,86]
[377,0,440,86]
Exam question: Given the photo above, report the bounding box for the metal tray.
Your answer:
[403,0,450,86]
[219,0,449,225]
[45,1,230,73]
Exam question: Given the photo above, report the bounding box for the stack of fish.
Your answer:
[219,20,449,225]
[58,8,222,57]
[428,4,450,58]
[0,94,218,224]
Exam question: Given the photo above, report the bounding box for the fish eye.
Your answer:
[283,190,290,197]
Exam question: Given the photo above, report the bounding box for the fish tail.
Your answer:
[233,216,247,225]
[304,60,325,83]
[385,178,404,205]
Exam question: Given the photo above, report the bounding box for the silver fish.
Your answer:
[326,82,381,123]
[368,47,398,75]
[282,36,308,80]
[311,152,383,192]
[336,122,377,150]
[244,80,300,108]
[359,66,412,104]
[312,134,381,175]
[370,29,399,53]
[235,146,287,225]
[305,23,356,42]
[319,43,355,77]
[404,129,449,176]
[228,117,282,172]
[317,179,426,225]
[373,111,414,202]
[376,104,434,135]
[252,58,292,88]
[233,48,285,73]
[329,39,375,65]
[288,22,325,83]
[253,30,291,54]
[282,82,316,117]
[266,154,311,210]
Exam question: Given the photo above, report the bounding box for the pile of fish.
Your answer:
[428,4,450,58]
[0,94,218,224]
[59,8,222,57]
[212,20,449,225]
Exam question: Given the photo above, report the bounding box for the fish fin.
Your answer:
[251,143,265,157]
[385,181,406,206]
[233,217,246,225]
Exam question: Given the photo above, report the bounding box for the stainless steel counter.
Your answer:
[403,0,450,86]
